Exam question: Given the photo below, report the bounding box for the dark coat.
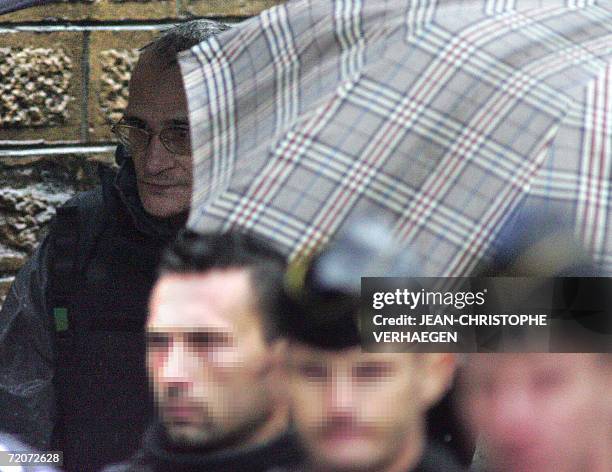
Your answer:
[0,147,182,471]
[102,422,303,472]
[284,442,466,472]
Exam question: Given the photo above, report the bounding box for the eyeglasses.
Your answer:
[111,121,191,155]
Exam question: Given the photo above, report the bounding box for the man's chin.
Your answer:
[165,423,213,448]
[141,196,190,221]
[493,450,557,472]
[310,456,384,472]
[310,439,385,472]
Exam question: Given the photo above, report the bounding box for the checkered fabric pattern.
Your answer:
[179,0,612,277]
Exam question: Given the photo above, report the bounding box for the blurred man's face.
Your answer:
[125,50,192,218]
[147,270,281,448]
[287,347,453,472]
[462,354,611,472]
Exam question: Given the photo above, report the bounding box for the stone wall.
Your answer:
[0,0,281,304]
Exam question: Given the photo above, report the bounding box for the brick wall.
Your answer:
[0,0,281,302]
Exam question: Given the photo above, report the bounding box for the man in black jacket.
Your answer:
[104,230,302,472]
[0,20,228,472]
[276,222,465,472]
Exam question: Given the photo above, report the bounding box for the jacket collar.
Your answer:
[139,422,301,472]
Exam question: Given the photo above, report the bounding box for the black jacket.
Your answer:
[0,148,182,471]
[102,422,303,472]
[286,442,465,472]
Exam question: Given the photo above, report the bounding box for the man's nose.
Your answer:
[144,134,174,175]
[326,375,355,413]
[490,388,535,442]
[160,342,193,386]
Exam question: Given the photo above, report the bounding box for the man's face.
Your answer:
[125,51,192,218]
[147,270,281,448]
[462,354,611,472]
[287,347,450,472]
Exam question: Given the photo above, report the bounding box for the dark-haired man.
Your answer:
[104,230,301,472]
[286,345,459,472]
[276,224,463,472]
[0,20,229,472]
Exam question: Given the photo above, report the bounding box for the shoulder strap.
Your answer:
[49,186,109,332]
[49,184,110,452]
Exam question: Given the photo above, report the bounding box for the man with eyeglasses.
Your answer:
[0,20,228,472]
[111,48,192,220]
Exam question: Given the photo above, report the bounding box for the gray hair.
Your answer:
[141,19,231,65]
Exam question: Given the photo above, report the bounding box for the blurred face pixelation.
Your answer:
[125,50,192,218]
[462,354,611,472]
[147,269,280,448]
[287,346,453,472]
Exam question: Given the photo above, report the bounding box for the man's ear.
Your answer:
[419,354,457,409]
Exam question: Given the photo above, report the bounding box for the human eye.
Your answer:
[113,121,150,153]
[164,126,190,141]
[160,126,191,154]
[532,369,566,393]
[146,332,170,351]
[174,126,189,137]
[185,331,232,352]
[297,362,328,381]
[353,361,395,382]
[121,117,148,130]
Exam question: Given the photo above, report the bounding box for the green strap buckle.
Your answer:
[53,307,69,332]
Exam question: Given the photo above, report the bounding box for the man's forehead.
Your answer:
[129,61,181,94]
[122,115,189,127]
[130,48,174,81]
[147,325,228,335]
[149,270,256,328]
[467,353,598,377]
[290,344,412,365]
[126,53,187,121]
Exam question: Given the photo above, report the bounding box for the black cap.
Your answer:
[278,217,415,349]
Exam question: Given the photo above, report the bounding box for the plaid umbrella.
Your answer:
[180,0,611,276]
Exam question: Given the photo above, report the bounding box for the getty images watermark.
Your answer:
[360,277,611,353]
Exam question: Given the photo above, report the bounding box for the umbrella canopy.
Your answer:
[173,1,609,275]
